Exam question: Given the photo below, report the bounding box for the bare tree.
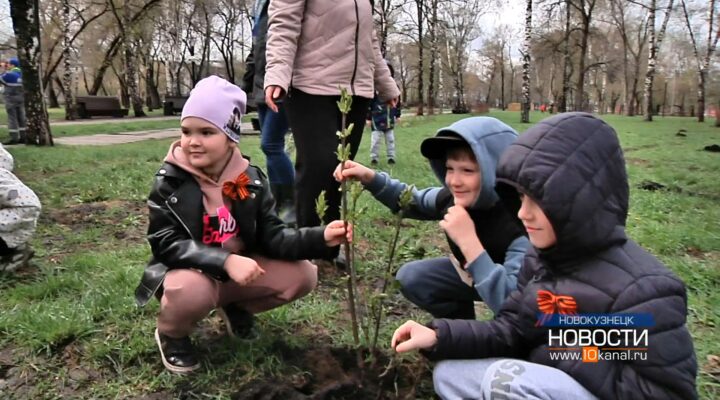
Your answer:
[374,0,402,56]
[521,0,533,122]
[400,0,426,115]
[427,0,439,114]
[109,0,147,117]
[441,0,487,113]
[610,0,649,116]
[641,0,674,121]
[9,0,53,146]
[680,0,719,122]
[61,0,77,119]
[567,0,598,111]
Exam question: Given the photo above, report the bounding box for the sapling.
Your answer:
[335,87,361,348]
[370,186,414,353]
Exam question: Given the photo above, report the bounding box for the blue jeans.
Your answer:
[257,104,294,185]
[396,257,481,319]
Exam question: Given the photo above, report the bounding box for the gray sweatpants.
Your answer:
[433,358,597,400]
[369,129,395,161]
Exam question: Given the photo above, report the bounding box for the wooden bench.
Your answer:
[163,95,189,116]
[76,96,129,118]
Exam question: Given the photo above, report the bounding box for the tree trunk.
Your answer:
[415,0,424,116]
[500,48,506,110]
[121,2,145,117]
[645,0,674,121]
[485,62,495,104]
[427,0,438,115]
[520,0,532,123]
[47,80,60,108]
[574,3,594,112]
[61,0,77,120]
[643,0,657,121]
[145,59,162,110]
[9,0,53,146]
[559,0,572,112]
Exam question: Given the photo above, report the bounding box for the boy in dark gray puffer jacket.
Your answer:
[391,113,697,400]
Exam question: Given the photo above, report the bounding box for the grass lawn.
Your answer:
[0,110,718,398]
[0,107,169,125]
[0,108,259,139]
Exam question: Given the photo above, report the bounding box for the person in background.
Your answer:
[369,61,401,166]
[242,0,296,225]
[0,58,27,145]
[264,0,400,264]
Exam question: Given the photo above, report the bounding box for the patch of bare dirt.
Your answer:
[232,341,432,400]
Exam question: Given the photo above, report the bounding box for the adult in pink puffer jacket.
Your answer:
[265,0,400,262]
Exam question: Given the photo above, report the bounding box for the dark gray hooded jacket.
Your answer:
[426,113,697,400]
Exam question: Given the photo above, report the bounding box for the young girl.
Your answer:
[391,113,696,399]
[134,76,352,374]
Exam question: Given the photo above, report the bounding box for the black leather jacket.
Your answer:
[134,161,327,306]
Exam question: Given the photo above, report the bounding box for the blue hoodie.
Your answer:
[363,117,530,314]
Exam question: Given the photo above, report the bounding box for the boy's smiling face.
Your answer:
[445,152,482,208]
[518,192,557,249]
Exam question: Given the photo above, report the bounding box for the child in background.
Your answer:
[369,61,401,166]
[391,113,697,399]
[134,76,352,374]
[0,143,40,272]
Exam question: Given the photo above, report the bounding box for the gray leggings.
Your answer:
[433,358,597,400]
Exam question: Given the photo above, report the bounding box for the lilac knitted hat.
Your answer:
[181,76,247,142]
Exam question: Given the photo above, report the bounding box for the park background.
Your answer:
[0,0,719,398]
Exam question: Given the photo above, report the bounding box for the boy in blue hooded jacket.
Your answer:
[335,117,529,317]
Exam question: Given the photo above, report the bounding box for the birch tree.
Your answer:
[641,0,674,121]
[521,0,533,122]
[61,0,77,119]
[9,0,53,146]
[680,0,719,122]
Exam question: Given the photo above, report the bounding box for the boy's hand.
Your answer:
[439,206,484,263]
[324,220,353,246]
[224,254,266,285]
[391,320,438,353]
[333,160,375,184]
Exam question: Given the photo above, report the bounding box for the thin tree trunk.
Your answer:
[415,0,425,115]
[521,0,532,123]
[681,0,718,122]
[47,80,60,108]
[643,0,658,121]
[644,0,674,122]
[559,0,571,112]
[500,48,506,110]
[9,0,53,145]
[427,0,438,115]
[61,0,77,120]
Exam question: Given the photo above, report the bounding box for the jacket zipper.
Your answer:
[167,199,195,240]
[350,0,360,95]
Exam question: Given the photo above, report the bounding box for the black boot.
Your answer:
[271,183,297,227]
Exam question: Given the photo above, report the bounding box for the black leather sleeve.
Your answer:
[254,173,328,260]
[146,175,230,281]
